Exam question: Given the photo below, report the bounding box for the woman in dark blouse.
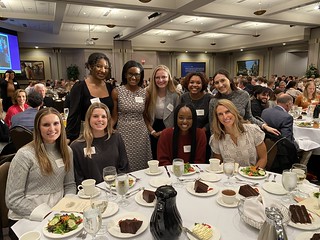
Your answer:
[66,53,114,141]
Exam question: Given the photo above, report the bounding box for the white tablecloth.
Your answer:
[12,165,319,240]
[294,122,320,155]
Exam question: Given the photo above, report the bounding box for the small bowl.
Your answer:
[19,231,41,240]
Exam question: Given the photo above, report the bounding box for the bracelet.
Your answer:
[150,130,156,135]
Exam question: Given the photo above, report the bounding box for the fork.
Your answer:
[76,230,87,239]
[129,173,141,181]
[265,173,271,182]
[194,165,204,172]
[272,174,277,182]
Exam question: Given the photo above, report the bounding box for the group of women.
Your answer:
[5,52,273,239]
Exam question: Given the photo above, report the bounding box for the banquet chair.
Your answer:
[0,142,16,156]
[9,125,33,151]
[0,161,11,239]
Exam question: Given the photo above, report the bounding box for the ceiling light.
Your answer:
[192,30,201,34]
[283,42,286,46]
[106,24,116,28]
[160,40,166,44]
[240,49,244,51]
[314,4,320,10]
[254,9,266,15]
[210,42,216,46]
[252,34,260,37]
[148,12,161,19]
[91,37,99,41]
[139,0,152,2]
[35,46,39,49]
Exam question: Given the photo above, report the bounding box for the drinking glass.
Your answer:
[223,158,235,186]
[291,163,309,198]
[115,173,129,207]
[172,158,184,188]
[83,206,102,240]
[90,192,108,239]
[103,166,117,201]
[281,169,297,203]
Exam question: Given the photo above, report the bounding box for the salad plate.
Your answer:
[149,177,172,188]
[77,187,101,199]
[262,182,287,195]
[200,172,222,182]
[102,202,119,218]
[107,212,148,238]
[186,182,219,197]
[170,163,196,176]
[144,168,163,176]
[135,189,156,207]
[289,210,320,230]
[238,166,267,179]
[42,213,83,239]
[187,223,221,240]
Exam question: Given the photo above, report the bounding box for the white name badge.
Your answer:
[135,97,143,103]
[183,145,191,153]
[55,158,65,168]
[90,98,100,104]
[167,103,174,112]
[196,109,205,116]
[83,147,96,155]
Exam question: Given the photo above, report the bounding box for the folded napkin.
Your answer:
[243,195,265,223]
[51,197,90,213]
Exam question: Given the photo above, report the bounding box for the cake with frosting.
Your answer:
[194,180,208,193]
[311,233,320,240]
[142,190,155,203]
[289,205,311,224]
[192,223,213,240]
[238,184,259,197]
[119,218,143,234]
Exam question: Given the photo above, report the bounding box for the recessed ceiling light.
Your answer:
[192,30,201,34]
[139,0,152,3]
[210,42,216,46]
[204,51,207,53]
[35,46,39,49]
[314,4,320,10]
[160,40,166,44]
[283,42,286,46]
[106,24,116,28]
[253,9,266,15]
[240,48,244,51]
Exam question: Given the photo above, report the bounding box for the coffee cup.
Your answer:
[209,158,221,171]
[77,179,96,196]
[19,231,41,240]
[221,189,237,205]
[148,160,159,173]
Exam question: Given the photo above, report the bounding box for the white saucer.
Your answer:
[77,187,101,199]
[205,165,223,174]
[102,202,119,218]
[200,172,222,182]
[216,196,239,208]
[149,177,172,188]
[144,168,163,176]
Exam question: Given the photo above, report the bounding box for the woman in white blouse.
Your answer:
[209,99,267,168]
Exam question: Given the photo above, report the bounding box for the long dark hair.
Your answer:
[121,60,144,86]
[172,103,197,163]
[213,69,238,98]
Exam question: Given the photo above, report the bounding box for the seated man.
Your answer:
[251,86,270,118]
[11,91,43,131]
[33,83,54,108]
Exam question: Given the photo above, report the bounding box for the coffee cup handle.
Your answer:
[77,185,83,191]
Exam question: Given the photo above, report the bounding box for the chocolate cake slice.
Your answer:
[119,218,143,234]
[311,233,320,240]
[289,205,312,224]
[238,184,259,197]
[194,180,208,193]
[142,190,155,203]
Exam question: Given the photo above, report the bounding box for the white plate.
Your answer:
[170,165,197,176]
[149,177,172,188]
[186,181,219,197]
[102,202,119,218]
[289,210,320,230]
[107,212,148,238]
[238,167,267,179]
[111,176,136,190]
[77,187,101,199]
[205,165,223,174]
[144,168,163,176]
[42,213,83,239]
[187,224,221,240]
[135,189,156,207]
[262,182,287,195]
[216,196,239,208]
[295,232,319,240]
[200,172,222,182]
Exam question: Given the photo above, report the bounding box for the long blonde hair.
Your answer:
[12,89,27,104]
[303,81,317,100]
[212,99,248,140]
[32,107,70,174]
[80,102,112,158]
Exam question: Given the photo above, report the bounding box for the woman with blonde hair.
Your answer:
[210,99,267,168]
[294,80,320,109]
[71,102,129,185]
[6,107,76,239]
[145,64,180,159]
[4,89,28,127]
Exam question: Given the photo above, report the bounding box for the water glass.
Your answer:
[281,169,297,203]
[116,173,130,207]
[103,166,117,201]
[83,206,102,240]
[291,163,309,198]
[223,158,235,186]
[172,158,184,188]
[90,192,108,238]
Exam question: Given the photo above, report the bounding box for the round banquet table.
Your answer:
[293,123,320,155]
[12,164,320,240]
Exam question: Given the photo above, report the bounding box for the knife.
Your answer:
[183,227,201,240]
[95,185,117,195]
[125,187,145,198]
[164,165,171,178]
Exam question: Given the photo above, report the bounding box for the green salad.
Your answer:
[184,163,195,173]
[47,213,82,234]
[241,166,266,176]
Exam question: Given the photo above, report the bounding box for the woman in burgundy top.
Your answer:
[157,103,206,165]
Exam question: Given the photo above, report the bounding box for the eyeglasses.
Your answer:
[127,73,141,78]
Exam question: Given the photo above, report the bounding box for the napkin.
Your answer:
[243,195,265,223]
[295,138,320,151]
[30,203,52,221]
[51,197,90,213]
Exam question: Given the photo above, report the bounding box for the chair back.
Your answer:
[9,125,33,151]
[0,161,11,232]
[265,138,278,171]
[0,142,16,156]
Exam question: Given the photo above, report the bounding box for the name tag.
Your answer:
[83,147,96,155]
[196,109,205,116]
[90,98,100,104]
[183,145,191,153]
[135,97,143,103]
[167,103,174,112]
[55,158,65,168]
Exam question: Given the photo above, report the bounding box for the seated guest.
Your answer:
[209,99,267,168]
[33,83,54,108]
[71,102,129,186]
[4,89,28,127]
[285,80,301,100]
[294,81,320,109]
[268,88,284,108]
[157,103,206,166]
[6,108,76,239]
[251,86,270,118]
[0,70,20,112]
[11,91,43,131]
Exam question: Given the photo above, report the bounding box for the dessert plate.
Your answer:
[238,167,267,179]
[295,232,319,240]
[135,190,156,207]
[42,213,83,239]
[262,182,287,195]
[200,172,222,182]
[205,165,223,174]
[107,212,148,238]
[77,187,101,199]
[144,168,163,176]
[102,202,119,218]
[289,210,320,230]
[186,181,219,197]
[149,177,172,188]
[216,196,239,208]
[187,224,221,240]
